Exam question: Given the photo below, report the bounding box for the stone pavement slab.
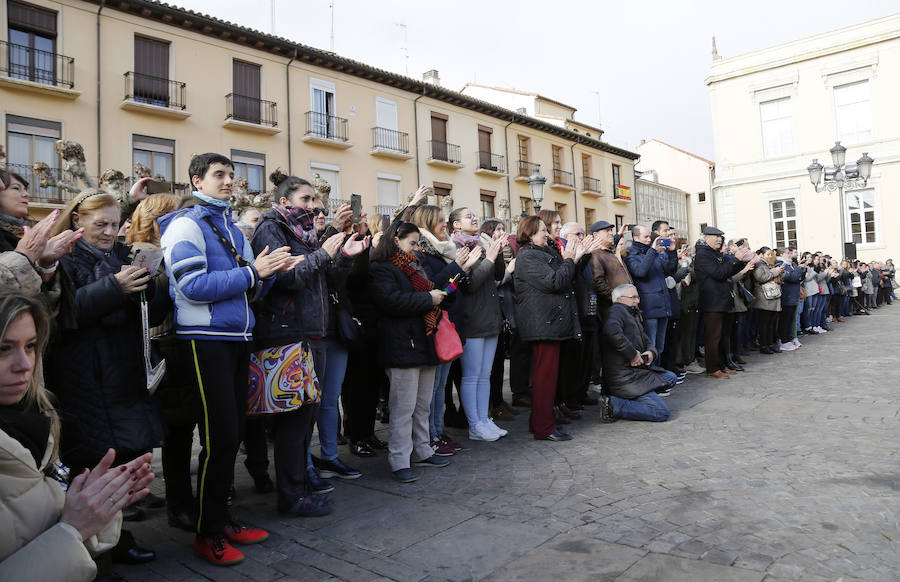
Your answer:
[115,307,900,581]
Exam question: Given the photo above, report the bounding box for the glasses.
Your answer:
[462,214,477,220]
[621,295,640,299]
[313,208,327,216]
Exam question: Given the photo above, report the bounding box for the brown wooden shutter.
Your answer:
[8,1,57,36]
[134,36,170,103]
[478,129,492,168]
[233,60,261,123]
[431,115,447,160]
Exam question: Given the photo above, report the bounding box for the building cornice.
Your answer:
[85,0,638,160]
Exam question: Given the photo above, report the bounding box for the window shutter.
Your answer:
[8,1,57,36]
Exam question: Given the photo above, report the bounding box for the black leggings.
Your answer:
[342,336,388,442]
[757,310,778,348]
[777,305,797,343]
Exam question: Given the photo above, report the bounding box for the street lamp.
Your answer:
[527,169,546,213]
[807,141,873,258]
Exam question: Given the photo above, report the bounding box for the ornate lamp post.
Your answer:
[806,141,873,257]
[527,169,546,213]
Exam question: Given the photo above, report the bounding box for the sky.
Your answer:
[173,0,899,160]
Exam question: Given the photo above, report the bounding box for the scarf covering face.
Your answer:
[451,229,480,250]
[418,228,457,263]
[389,250,441,335]
[274,205,319,250]
[75,238,123,281]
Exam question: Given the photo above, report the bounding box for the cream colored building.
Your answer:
[706,13,900,261]
[635,138,715,242]
[633,175,689,240]
[1,0,638,229]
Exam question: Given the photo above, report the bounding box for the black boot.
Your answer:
[725,353,744,371]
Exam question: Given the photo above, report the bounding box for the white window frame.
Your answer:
[833,80,872,145]
[769,198,799,249]
[845,187,880,248]
[231,149,265,195]
[309,77,337,138]
[759,97,795,159]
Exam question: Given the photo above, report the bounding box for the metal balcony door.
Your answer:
[311,79,336,138]
[233,60,261,123]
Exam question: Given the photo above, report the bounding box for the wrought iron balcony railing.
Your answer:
[6,163,72,204]
[0,40,74,89]
[582,176,602,193]
[226,93,277,127]
[477,151,505,173]
[306,111,349,141]
[124,71,186,110]
[517,160,541,177]
[429,140,462,164]
[552,168,574,187]
[372,127,409,154]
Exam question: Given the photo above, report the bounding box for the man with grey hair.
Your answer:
[559,222,584,241]
[597,284,676,423]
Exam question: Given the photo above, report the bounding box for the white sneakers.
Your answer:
[781,340,798,351]
[467,420,508,441]
[814,326,828,333]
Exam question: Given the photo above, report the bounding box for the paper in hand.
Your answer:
[132,247,165,273]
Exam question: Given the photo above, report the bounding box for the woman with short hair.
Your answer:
[751,246,783,354]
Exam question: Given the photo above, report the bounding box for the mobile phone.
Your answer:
[625,224,635,230]
[680,243,688,252]
[641,353,650,364]
[145,180,171,195]
[350,193,362,224]
[659,238,672,247]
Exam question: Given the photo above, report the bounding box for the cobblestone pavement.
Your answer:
[118,307,900,581]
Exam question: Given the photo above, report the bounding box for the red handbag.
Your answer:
[434,310,463,363]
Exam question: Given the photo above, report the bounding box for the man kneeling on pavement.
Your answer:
[597,284,676,423]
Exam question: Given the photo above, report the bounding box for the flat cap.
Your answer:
[702,226,725,236]
[590,220,615,233]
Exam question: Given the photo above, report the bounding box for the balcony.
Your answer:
[303,111,352,149]
[427,140,463,169]
[551,168,575,190]
[6,163,73,206]
[613,185,632,203]
[0,40,78,98]
[375,204,398,218]
[370,127,412,160]
[581,176,603,196]
[121,72,190,119]
[223,93,280,134]
[474,151,506,176]
[515,160,541,181]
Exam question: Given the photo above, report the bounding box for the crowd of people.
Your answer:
[0,156,895,580]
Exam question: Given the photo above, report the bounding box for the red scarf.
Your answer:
[389,251,441,335]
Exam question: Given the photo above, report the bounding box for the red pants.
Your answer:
[530,341,561,439]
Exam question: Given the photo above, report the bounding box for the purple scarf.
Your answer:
[274,205,319,250]
[450,229,480,250]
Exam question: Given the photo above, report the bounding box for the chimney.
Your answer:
[423,69,441,86]
[516,107,527,115]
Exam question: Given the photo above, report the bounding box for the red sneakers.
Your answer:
[224,522,269,545]
[194,534,244,566]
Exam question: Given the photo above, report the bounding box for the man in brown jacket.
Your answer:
[590,220,633,314]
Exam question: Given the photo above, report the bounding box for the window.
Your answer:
[7,1,57,86]
[555,202,567,222]
[231,150,265,195]
[518,136,529,161]
[770,199,798,248]
[834,81,872,144]
[612,164,621,188]
[699,222,708,233]
[5,114,61,201]
[310,77,337,138]
[520,196,533,216]
[430,113,448,160]
[133,36,170,106]
[480,190,495,219]
[232,60,261,123]
[552,145,562,172]
[847,189,876,244]
[433,182,452,207]
[376,174,401,208]
[615,215,624,231]
[582,154,592,178]
[698,191,706,202]
[584,207,595,230]
[310,162,341,209]
[760,97,794,158]
[374,96,400,150]
[478,125,493,169]
[132,135,174,182]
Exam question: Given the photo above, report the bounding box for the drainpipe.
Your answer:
[96,0,105,174]
[502,114,515,229]
[286,46,298,174]
[413,86,426,187]
[708,163,718,228]
[570,142,579,224]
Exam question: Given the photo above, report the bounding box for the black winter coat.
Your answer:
[368,260,439,369]
[693,242,745,313]
[416,245,465,339]
[47,241,166,470]
[250,209,352,347]
[513,244,581,342]
[600,303,666,399]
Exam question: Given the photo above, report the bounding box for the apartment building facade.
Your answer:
[1,0,638,228]
[706,13,900,261]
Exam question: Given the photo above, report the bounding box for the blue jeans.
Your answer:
[308,337,349,465]
[609,372,675,422]
[429,361,453,439]
[459,335,499,426]
[643,317,668,355]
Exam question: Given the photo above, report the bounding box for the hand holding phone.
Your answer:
[349,194,362,224]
